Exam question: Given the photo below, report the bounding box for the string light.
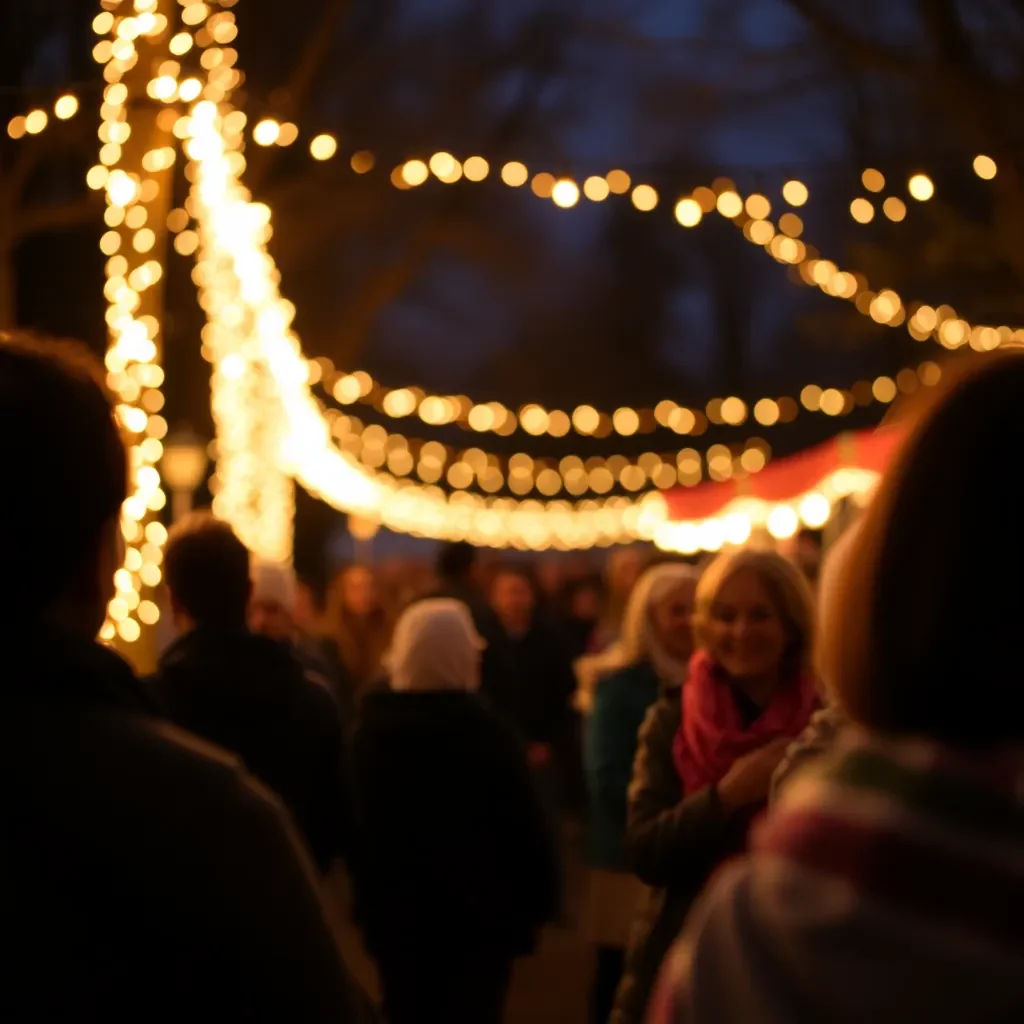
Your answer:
[908,173,934,201]
[92,0,177,644]
[81,6,1010,563]
[973,154,997,180]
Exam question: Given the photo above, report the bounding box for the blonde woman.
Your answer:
[582,563,700,1024]
[611,550,818,1024]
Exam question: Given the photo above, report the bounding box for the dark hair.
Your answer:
[0,332,127,621]
[824,349,1024,747]
[436,541,477,581]
[164,511,250,628]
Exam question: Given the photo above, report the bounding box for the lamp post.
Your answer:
[161,426,209,522]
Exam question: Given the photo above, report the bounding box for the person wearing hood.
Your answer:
[581,562,700,1024]
[350,599,561,1024]
[151,512,352,874]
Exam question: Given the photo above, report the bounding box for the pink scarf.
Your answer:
[673,650,819,794]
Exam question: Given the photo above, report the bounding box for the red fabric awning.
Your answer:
[664,427,903,522]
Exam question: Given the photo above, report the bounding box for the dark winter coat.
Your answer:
[350,689,561,961]
[0,625,369,1023]
[584,661,660,870]
[151,627,352,872]
[489,619,577,746]
[611,693,748,1024]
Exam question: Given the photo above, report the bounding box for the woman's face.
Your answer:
[342,566,379,617]
[705,568,789,681]
[649,579,697,662]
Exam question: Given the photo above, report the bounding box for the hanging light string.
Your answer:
[92,0,178,646]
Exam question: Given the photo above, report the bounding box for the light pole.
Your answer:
[161,426,209,523]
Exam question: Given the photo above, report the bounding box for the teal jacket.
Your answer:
[584,661,661,870]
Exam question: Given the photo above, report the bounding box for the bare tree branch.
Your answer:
[245,0,352,193]
[784,0,923,74]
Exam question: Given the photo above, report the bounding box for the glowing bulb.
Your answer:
[169,32,193,55]
[716,191,743,218]
[861,168,885,192]
[54,94,79,120]
[463,156,489,181]
[883,197,906,222]
[850,197,875,223]
[25,109,48,134]
[106,170,139,207]
[401,159,429,186]
[551,179,580,208]
[501,161,528,187]
[674,197,702,227]
[309,133,337,161]
[973,154,997,180]
[583,176,609,201]
[782,180,808,206]
[631,184,658,211]
[767,505,799,539]
[908,173,934,201]
[252,119,280,146]
[606,169,630,194]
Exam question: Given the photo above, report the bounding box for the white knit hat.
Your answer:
[384,598,486,693]
[250,559,298,613]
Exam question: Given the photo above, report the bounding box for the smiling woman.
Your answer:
[611,548,818,1024]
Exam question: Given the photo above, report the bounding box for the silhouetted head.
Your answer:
[0,332,127,638]
[164,512,250,632]
[822,348,1024,746]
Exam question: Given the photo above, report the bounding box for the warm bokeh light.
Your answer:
[463,156,489,181]
[850,197,875,223]
[551,178,580,208]
[583,175,610,201]
[882,196,907,222]
[501,161,528,187]
[401,159,429,186]
[606,169,631,194]
[744,194,771,219]
[908,173,934,201]
[531,172,555,198]
[674,197,702,227]
[861,168,885,192]
[973,154,997,180]
[252,118,280,146]
[54,94,79,120]
[782,180,808,206]
[631,184,658,211]
[309,133,337,161]
[25,109,48,134]
[716,191,743,218]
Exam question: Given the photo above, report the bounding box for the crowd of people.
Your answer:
[3,328,1023,1023]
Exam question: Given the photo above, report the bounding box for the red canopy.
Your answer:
[665,427,902,522]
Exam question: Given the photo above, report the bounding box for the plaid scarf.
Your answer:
[647,732,1024,1024]
[755,731,1024,948]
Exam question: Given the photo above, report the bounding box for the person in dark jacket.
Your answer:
[0,332,368,1023]
[582,563,699,1024]
[153,513,352,874]
[489,566,577,770]
[611,550,818,1024]
[351,599,561,1024]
